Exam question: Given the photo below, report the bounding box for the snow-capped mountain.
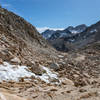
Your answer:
[42,29,55,39]
[50,21,100,51]
[41,22,100,52]
[42,24,87,40]
[66,24,87,34]
[49,29,72,40]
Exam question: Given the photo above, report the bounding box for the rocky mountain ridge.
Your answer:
[42,24,87,40]
[42,21,100,52]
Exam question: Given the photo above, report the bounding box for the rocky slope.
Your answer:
[0,7,59,72]
[0,6,63,87]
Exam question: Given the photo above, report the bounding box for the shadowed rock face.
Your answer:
[42,29,55,39]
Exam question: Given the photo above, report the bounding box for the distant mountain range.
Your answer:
[41,22,100,51]
[42,24,87,40]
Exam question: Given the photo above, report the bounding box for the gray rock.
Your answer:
[49,63,60,71]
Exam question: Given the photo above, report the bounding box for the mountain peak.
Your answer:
[42,24,87,40]
[41,21,100,52]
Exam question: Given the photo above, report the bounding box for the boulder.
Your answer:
[49,63,60,71]
[29,62,46,75]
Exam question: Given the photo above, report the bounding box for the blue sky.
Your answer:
[1,0,100,32]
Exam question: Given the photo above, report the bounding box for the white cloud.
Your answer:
[36,27,64,33]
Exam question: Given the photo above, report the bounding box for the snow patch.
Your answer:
[0,62,59,83]
[0,62,33,82]
[71,30,79,34]
[32,65,59,83]
[90,29,97,33]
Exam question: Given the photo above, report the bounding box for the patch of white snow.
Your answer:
[0,62,59,83]
[0,62,33,82]
[34,66,59,83]
[90,29,97,33]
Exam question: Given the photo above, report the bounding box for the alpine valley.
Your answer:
[0,6,100,100]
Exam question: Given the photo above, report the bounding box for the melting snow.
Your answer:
[71,30,79,34]
[38,66,58,83]
[0,62,33,82]
[0,62,59,83]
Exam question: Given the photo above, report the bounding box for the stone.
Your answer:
[29,64,46,75]
[10,57,21,64]
[49,63,60,71]
[0,58,3,64]
[61,78,74,86]
[75,55,85,62]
